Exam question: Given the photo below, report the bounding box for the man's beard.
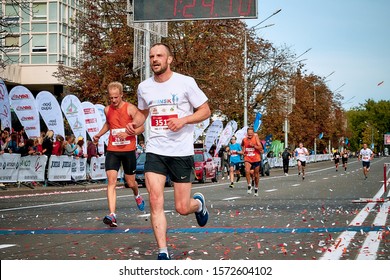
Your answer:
[153,64,168,75]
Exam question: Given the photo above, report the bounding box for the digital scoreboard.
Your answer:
[133,0,258,22]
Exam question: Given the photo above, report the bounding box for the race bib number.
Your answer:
[111,128,130,146]
[150,105,178,132]
[246,147,255,157]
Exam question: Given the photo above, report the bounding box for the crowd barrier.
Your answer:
[0,153,332,185]
[268,154,332,168]
[0,154,115,184]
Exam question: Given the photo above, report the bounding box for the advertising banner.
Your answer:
[90,156,106,180]
[235,126,248,145]
[0,79,12,130]
[0,153,21,182]
[18,155,47,182]
[215,120,237,155]
[8,86,40,138]
[193,118,210,143]
[36,91,65,137]
[71,157,87,181]
[94,104,109,153]
[204,120,223,154]
[81,101,101,141]
[47,155,72,182]
[61,95,87,153]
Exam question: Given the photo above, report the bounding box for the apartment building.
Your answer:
[1,0,80,95]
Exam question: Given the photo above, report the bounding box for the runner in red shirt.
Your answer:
[241,127,263,197]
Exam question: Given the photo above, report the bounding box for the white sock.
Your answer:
[159,247,168,254]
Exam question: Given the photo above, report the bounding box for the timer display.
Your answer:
[133,0,257,22]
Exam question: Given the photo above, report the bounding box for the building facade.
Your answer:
[1,0,80,94]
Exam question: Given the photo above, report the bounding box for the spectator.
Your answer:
[17,127,28,146]
[63,135,77,156]
[1,130,10,153]
[86,139,99,179]
[52,135,64,156]
[75,138,86,158]
[42,130,54,157]
[4,132,20,153]
[18,138,36,157]
[33,137,43,155]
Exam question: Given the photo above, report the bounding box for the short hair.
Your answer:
[151,43,173,57]
[107,81,123,93]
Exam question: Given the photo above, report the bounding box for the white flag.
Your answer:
[215,120,238,155]
[193,118,210,143]
[204,120,223,155]
[235,126,248,145]
[9,86,40,138]
[36,91,65,137]
[94,103,109,153]
[61,95,87,154]
[0,79,12,130]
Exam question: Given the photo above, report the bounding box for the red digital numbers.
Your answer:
[173,0,255,19]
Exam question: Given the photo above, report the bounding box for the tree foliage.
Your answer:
[54,0,138,104]
[346,99,390,152]
[52,0,349,151]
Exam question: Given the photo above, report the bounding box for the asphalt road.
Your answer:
[1,157,389,261]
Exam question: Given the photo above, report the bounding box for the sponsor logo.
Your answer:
[16,105,32,111]
[40,102,52,110]
[11,94,29,100]
[21,116,34,121]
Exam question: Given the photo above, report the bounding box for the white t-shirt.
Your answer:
[295,147,308,162]
[137,72,208,156]
[359,148,373,162]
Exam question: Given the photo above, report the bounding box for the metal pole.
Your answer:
[144,24,151,141]
[244,32,248,127]
[284,117,288,148]
[243,9,281,128]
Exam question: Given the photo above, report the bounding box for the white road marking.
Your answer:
[356,200,390,260]
[0,244,17,249]
[222,197,241,201]
[320,185,387,260]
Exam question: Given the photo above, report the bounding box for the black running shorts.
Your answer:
[105,150,136,175]
[144,153,194,183]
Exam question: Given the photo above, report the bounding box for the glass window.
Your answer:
[7,55,20,63]
[31,55,47,64]
[49,34,57,52]
[49,23,58,32]
[49,2,58,21]
[21,23,30,30]
[5,36,19,48]
[32,34,47,52]
[21,35,30,54]
[5,4,19,17]
[49,55,58,64]
[32,23,47,32]
[32,3,47,20]
[21,55,30,64]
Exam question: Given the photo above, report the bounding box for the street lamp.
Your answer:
[243,9,282,127]
[284,48,312,149]
[313,71,335,161]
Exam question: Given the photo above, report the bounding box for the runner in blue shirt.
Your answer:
[228,136,243,188]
